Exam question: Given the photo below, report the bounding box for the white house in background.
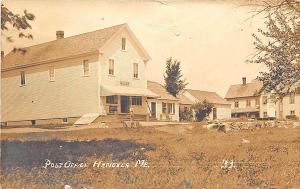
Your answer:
[147,81,179,121]
[1,23,164,126]
[225,78,263,118]
[225,77,300,119]
[279,91,300,119]
[179,89,231,120]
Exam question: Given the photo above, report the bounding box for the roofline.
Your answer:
[5,23,128,52]
[156,97,179,101]
[225,95,260,99]
[1,23,151,71]
[99,23,151,62]
[1,50,99,72]
[147,80,179,101]
[185,89,230,104]
[186,88,217,94]
[179,102,193,105]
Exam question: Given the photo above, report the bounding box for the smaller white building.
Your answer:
[147,81,179,121]
[179,89,231,120]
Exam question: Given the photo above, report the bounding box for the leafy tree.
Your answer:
[191,100,213,122]
[247,0,300,99]
[164,57,188,97]
[1,3,35,52]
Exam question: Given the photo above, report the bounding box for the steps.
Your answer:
[95,114,147,123]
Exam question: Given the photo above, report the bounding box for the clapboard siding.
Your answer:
[1,54,100,122]
[99,29,147,89]
[147,99,179,121]
[281,94,300,118]
[228,97,258,110]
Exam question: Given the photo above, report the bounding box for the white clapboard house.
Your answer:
[1,23,180,126]
[226,77,300,119]
[179,89,231,120]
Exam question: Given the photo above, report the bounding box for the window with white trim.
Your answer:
[83,60,89,76]
[20,71,26,86]
[106,95,118,104]
[234,101,239,108]
[49,66,55,81]
[263,112,267,118]
[167,103,175,114]
[290,110,295,115]
[246,99,251,107]
[255,98,259,106]
[122,38,126,50]
[262,96,268,105]
[162,102,167,113]
[133,63,138,78]
[289,93,295,104]
[62,118,68,123]
[106,95,118,114]
[132,96,142,106]
[109,59,114,75]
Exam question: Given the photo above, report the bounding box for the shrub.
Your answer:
[179,108,193,121]
[286,115,299,120]
[191,100,213,122]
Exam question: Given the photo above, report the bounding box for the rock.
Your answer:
[98,122,108,128]
[217,124,226,132]
[64,185,72,189]
[293,122,300,128]
[241,138,250,144]
[206,123,219,130]
[179,179,193,189]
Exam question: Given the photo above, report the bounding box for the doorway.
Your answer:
[213,108,217,120]
[151,102,156,118]
[121,96,130,113]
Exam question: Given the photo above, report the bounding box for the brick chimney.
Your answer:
[242,77,246,85]
[56,31,64,39]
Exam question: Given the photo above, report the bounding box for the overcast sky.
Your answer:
[2,0,266,97]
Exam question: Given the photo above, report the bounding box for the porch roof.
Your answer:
[231,107,260,113]
[101,85,159,98]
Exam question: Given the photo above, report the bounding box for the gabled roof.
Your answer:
[178,93,194,105]
[225,81,263,99]
[147,81,178,101]
[2,23,151,71]
[186,89,230,105]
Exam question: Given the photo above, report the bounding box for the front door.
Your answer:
[213,108,217,120]
[151,102,156,118]
[121,96,130,113]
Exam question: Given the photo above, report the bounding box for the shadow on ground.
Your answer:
[1,138,155,171]
[1,124,69,130]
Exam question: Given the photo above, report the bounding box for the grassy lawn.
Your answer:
[1,123,300,189]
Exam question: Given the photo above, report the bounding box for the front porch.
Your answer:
[101,95,149,115]
[100,84,159,118]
